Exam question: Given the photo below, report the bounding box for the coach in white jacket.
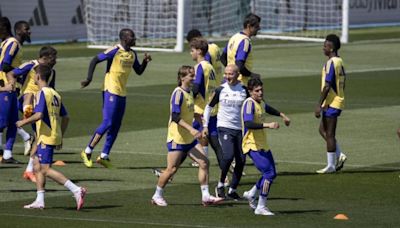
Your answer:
[202,64,248,200]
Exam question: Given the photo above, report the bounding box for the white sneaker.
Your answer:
[202,195,224,206]
[335,153,347,171]
[24,134,35,156]
[243,191,257,210]
[151,196,168,207]
[24,201,44,209]
[191,161,199,167]
[255,206,274,216]
[74,187,87,211]
[316,166,336,174]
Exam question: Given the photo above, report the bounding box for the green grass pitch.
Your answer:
[1,27,400,227]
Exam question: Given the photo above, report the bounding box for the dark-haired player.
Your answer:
[80,28,152,168]
[7,46,57,182]
[315,34,347,174]
[221,13,261,86]
[186,29,224,169]
[241,77,290,215]
[0,18,33,164]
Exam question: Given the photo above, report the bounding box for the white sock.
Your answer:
[200,185,210,199]
[64,180,80,193]
[85,147,92,154]
[257,195,266,209]
[335,143,341,158]
[3,149,12,159]
[36,190,45,204]
[248,185,258,197]
[17,128,31,141]
[0,132,3,149]
[327,152,336,168]
[100,153,108,159]
[154,185,164,198]
[202,146,208,157]
[228,187,236,194]
[25,157,34,172]
[217,181,224,188]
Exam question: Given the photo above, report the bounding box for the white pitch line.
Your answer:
[347,66,400,73]
[253,38,400,50]
[275,160,400,170]
[0,213,226,228]
[14,145,399,170]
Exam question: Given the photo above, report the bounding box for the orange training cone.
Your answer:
[53,160,66,166]
[334,214,349,220]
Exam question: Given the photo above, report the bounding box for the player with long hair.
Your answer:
[151,66,223,207]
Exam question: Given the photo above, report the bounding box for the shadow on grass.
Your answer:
[279,171,319,176]
[58,160,84,164]
[52,205,123,211]
[341,169,400,174]
[0,166,21,169]
[117,166,195,170]
[1,189,69,193]
[277,209,325,215]
[71,178,123,183]
[52,152,77,155]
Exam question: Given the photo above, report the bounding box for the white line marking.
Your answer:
[253,38,400,50]
[275,160,400,170]
[14,145,399,170]
[0,213,225,228]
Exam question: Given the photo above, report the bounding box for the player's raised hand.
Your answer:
[81,79,91,88]
[144,52,152,63]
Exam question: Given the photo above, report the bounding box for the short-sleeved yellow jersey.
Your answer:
[0,37,23,84]
[194,60,217,115]
[227,32,253,86]
[102,44,137,97]
[34,87,65,146]
[321,57,345,110]
[167,87,195,144]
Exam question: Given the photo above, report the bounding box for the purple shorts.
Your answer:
[37,144,55,164]
[323,107,342,118]
[166,140,197,153]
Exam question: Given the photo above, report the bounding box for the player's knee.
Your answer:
[33,164,41,173]
[222,154,234,163]
[39,166,50,175]
[234,156,245,167]
[264,171,276,181]
[98,120,113,131]
[325,131,335,138]
[165,166,178,175]
[197,158,209,169]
